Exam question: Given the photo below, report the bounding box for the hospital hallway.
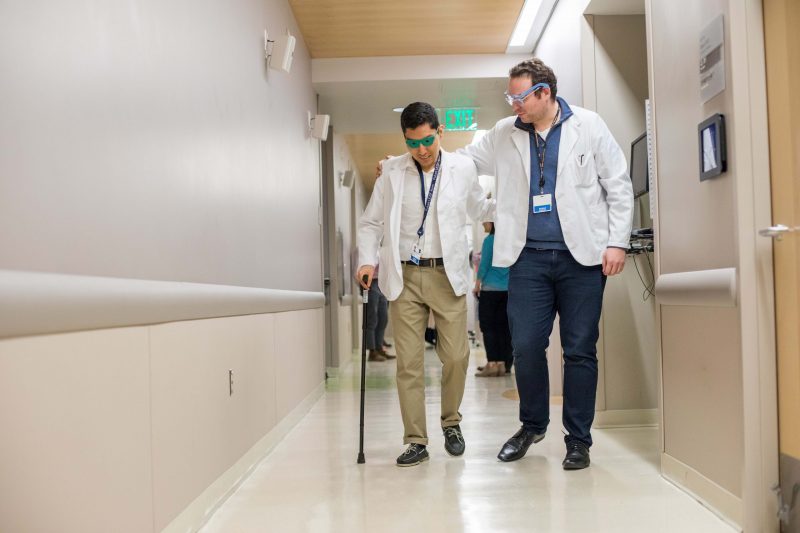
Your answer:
[201,344,735,533]
[3,0,800,531]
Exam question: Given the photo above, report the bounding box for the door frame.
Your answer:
[320,125,340,371]
[731,1,780,530]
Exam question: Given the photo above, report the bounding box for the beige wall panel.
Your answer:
[602,259,658,410]
[0,328,153,533]
[661,305,743,496]
[275,309,325,419]
[149,314,276,530]
[650,0,737,275]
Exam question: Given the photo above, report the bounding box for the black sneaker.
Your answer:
[396,444,429,467]
[443,425,465,456]
[562,440,590,470]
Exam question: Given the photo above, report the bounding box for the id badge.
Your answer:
[532,194,553,214]
[410,243,423,265]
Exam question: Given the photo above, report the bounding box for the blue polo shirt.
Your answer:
[514,97,573,250]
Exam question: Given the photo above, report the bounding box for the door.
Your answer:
[321,126,339,370]
[764,0,800,530]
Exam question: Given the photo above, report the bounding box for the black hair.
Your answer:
[400,102,440,133]
[489,222,496,235]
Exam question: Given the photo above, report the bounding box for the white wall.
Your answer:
[0,0,322,291]
[0,0,329,529]
[535,0,592,106]
[580,14,659,418]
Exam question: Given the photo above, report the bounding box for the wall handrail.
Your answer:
[0,270,324,339]
[654,267,737,307]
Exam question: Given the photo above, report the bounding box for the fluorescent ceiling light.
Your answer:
[508,0,543,47]
[392,107,404,112]
[506,0,558,54]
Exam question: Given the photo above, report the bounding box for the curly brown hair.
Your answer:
[509,58,558,101]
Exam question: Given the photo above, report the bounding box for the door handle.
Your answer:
[758,224,799,240]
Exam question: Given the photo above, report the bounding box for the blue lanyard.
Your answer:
[414,152,442,239]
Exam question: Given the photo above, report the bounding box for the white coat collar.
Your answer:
[393,150,453,194]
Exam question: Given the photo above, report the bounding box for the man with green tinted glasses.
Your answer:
[404,134,437,149]
[357,101,494,467]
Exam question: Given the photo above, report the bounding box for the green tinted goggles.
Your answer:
[405,134,437,148]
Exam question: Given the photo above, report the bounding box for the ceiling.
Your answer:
[290,0,531,190]
[288,0,525,58]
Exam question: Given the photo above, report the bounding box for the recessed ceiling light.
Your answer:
[509,0,543,47]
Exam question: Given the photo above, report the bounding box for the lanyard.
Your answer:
[533,107,561,195]
[414,152,442,239]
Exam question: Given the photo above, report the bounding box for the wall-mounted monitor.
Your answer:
[698,113,727,181]
[630,132,649,198]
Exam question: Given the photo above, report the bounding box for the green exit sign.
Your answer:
[442,108,477,131]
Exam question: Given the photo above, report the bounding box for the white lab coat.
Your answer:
[358,150,495,301]
[460,106,633,267]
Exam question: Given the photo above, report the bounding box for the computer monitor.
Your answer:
[630,132,649,198]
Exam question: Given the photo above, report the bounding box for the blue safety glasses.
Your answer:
[504,82,550,106]
[405,134,437,149]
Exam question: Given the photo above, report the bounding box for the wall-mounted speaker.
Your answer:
[340,169,355,188]
[310,114,330,141]
[268,33,295,73]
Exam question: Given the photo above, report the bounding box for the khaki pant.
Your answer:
[389,264,470,445]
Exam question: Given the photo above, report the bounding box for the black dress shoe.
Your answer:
[497,427,545,462]
[396,444,429,467]
[443,425,465,456]
[562,440,590,470]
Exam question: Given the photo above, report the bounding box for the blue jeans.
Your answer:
[508,248,606,447]
[365,280,388,350]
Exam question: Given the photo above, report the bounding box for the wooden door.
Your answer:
[764,0,800,530]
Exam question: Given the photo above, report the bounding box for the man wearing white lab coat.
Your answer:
[461,58,633,470]
[357,102,494,467]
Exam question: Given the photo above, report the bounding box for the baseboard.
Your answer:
[161,381,326,533]
[661,452,743,530]
[593,408,658,428]
[780,453,800,533]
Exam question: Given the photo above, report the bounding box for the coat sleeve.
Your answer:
[457,125,498,176]
[593,116,634,249]
[464,159,496,224]
[357,173,386,267]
